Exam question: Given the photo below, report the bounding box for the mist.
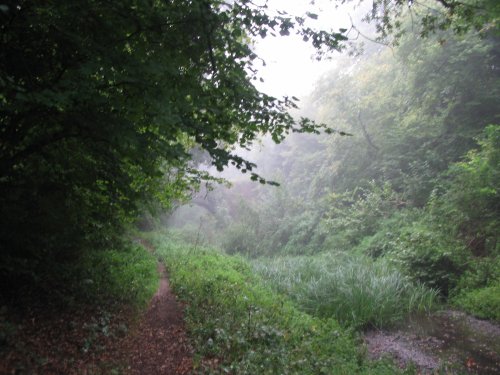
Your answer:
[164,1,383,244]
[157,3,500,368]
[166,13,499,258]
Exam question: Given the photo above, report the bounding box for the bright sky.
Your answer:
[253,0,353,99]
[206,1,357,181]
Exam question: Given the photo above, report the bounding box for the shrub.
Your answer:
[320,183,402,251]
[453,256,500,295]
[221,223,259,256]
[1,240,159,309]
[453,284,500,321]
[76,243,159,307]
[438,125,500,257]
[355,209,421,258]
[389,222,468,296]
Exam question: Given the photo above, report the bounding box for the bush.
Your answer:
[439,125,500,257]
[453,256,500,294]
[453,284,500,321]
[451,256,500,321]
[389,222,468,296]
[0,240,159,309]
[221,223,259,256]
[320,183,402,251]
[355,209,421,258]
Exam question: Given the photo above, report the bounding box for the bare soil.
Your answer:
[364,310,500,374]
[0,256,193,374]
[120,262,193,375]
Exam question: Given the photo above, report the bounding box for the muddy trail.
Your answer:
[364,310,500,374]
[120,261,193,375]
[0,245,193,375]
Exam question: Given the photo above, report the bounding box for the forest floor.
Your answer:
[0,257,193,374]
[364,310,500,374]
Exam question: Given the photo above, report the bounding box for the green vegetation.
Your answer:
[356,0,499,43]
[453,285,500,321]
[0,241,159,374]
[253,254,438,329]
[1,0,499,372]
[149,232,399,374]
[183,25,500,324]
[6,240,159,309]
[451,256,500,320]
[75,242,159,308]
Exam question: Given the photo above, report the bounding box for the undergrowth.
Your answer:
[0,240,159,375]
[253,254,438,329]
[1,238,159,310]
[75,241,159,307]
[451,257,500,321]
[453,283,500,321]
[149,231,402,375]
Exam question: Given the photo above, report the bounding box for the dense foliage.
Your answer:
[4,239,159,307]
[356,0,499,43]
[1,0,498,372]
[178,25,500,320]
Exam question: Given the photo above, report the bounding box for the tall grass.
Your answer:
[253,253,438,329]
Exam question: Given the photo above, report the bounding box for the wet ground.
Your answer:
[364,310,500,374]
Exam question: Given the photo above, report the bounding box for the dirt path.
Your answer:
[121,261,193,375]
[0,241,193,375]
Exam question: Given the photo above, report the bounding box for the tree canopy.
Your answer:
[355,0,499,42]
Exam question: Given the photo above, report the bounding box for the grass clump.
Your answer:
[75,242,159,307]
[149,232,399,375]
[253,253,438,329]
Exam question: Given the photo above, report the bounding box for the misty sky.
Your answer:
[208,0,360,182]
[253,0,354,99]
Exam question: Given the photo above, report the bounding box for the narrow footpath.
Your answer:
[121,260,193,375]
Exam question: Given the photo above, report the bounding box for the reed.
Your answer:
[253,253,438,329]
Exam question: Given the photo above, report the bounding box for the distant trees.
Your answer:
[350,0,499,43]
[214,24,499,303]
